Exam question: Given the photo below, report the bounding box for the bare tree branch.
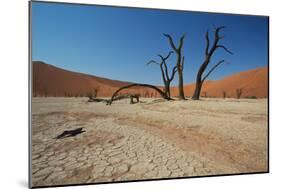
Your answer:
[215,26,225,40]
[108,83,172,105]
[178,33,186,50]
[169,66,178,82]
[202,60,225,82]
[158,51,174,81]
[192,26,232,100]
[181,56,185,70]
[147,60,159,65]
[147,51,177,98]
[162,61,169,81]
[208,26,226,55]
[217,45,233,55]
[160,62,167,83]
[163,33,186,99]
[205,31,210,56]
[163,33,177,51]
[159,51,174,60]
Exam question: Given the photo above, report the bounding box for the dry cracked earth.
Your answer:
[31,97,268,187]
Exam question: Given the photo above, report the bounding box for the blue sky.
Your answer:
[31,2,268,86]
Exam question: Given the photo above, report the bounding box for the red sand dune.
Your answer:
[170,67,268,98]
[32,61,156,97]
[32,61,268,98]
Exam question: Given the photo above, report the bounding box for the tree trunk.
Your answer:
[177,64,185,99]
[192,80,202,100]
[192,26,232,100]
[164,82,171,98]
[163,34,186,100]
[192,66,204,100]
[147,51,176,99]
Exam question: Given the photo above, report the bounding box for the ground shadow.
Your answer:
[54,127,86,139]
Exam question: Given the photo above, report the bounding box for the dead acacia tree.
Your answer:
[107,83,172,105]
[192,26,233,100]
[163,33,186,100]
[222,90,227,98]
[236,88,243,99]
[147,51,177,98]
[93,87,99,98]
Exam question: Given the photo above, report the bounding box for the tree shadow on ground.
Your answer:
[54,127,86,139]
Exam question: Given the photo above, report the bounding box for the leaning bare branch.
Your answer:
[147,60,160,65]
[88,98,110,103]
[158,51,174,61]
[163,33,177,51]
[217,45,233,55]
[202,60,225,82]
[108,83,172,105]
[170,66,178,81]
[181,56,185,71]
[215,26,225,39]
[178,33,186,50]
[205,30,210,55]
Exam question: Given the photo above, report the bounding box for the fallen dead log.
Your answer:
[107,83,172,105]
[88,98,110,103]
[108,93,140,105]
[87,94,140,105]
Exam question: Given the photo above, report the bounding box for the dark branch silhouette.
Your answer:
[222,90,227,98]
[54,127,86,139]
[192,26,233,100]
[236,88,243,99]
[163,33,186,100]
[88,98,109,103]
[108,93,140,104]
[202,60,225,82]
[107,83,172,105]
[147,51,177,98]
